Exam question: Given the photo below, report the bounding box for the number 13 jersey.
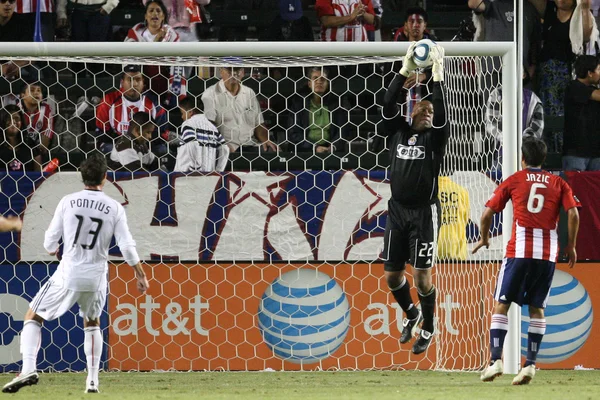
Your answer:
[485,168,581,262]
[44,189,140,291]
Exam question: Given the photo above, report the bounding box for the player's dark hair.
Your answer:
[522,137,547,167]
[178,96,203,113]
[80,153,108,186]
[574,55,599,79]
[127,111,153,136]
[405,7,428,23]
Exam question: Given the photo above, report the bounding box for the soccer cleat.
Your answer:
[480,359,504,382]
[412,329,433,354]
[85,380,99,393]
[2,371,39,393]
[400,310,423,344]
[512,365,536,385]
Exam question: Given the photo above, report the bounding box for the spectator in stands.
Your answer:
[201,66,277,152]
[125,0,187,107]
[174,96,229,172]
[56,0,118,41]
[0,104,41,171]
[107,111,159,172]
[562,55,600,171]
[393,6,436,42]
[486,69,544,167]
[528,0,595,151]
[261,0,314,41]
[143,0,211,42]
[15,0,55,41]
[365,0,382,41]
[316,0,375,41]
[0,0,29,41]
[470,0,541,93]
[218,0,250,41]
[17,80,55,154]
[95,65,168,154]
[287,67,348,154]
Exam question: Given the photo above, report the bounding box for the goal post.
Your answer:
[0,41,520,372]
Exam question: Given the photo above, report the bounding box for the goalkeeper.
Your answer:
[380,42,449,354]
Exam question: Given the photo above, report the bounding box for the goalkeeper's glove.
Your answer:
[431,44,445,82]
[400,41,418,77]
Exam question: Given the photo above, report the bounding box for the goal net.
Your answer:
[0,42,515,372]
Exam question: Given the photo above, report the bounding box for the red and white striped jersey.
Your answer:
[95,90,165,136]
[486,168,581,262]
[22,100,55,143]
[16,0,54,14]
[315,0,374,42]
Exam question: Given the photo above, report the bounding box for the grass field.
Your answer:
[1,370,599,400]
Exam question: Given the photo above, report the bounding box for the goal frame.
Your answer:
[0,41,520,372]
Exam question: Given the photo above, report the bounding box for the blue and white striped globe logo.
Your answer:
[521,270,593,363]
[258,269,351,364]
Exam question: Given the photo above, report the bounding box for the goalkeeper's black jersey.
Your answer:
[382,77,449,208]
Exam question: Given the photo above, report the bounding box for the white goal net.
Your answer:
[0,42,514,372]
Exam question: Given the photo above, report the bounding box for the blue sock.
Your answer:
[524,318,546,367]
[490,314,509,361]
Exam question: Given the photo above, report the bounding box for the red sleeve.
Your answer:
[95,93,112,132]
[561,179,582,211]
[126,28,139,42]
[363,0,375,14]
[315,0,334,17]
[485,177,513,213]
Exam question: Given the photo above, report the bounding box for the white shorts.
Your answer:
[29,279,106,321]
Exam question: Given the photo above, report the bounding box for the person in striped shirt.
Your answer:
[473,137,580,385]
[19,81,55,154]
[174,96,229,173]
[315,0,375,42]
[95,65,169,154]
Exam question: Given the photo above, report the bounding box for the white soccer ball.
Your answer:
[412,39,436,69]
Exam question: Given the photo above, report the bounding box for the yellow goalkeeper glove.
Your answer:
[400,41,418,77]
[431,44,445,82]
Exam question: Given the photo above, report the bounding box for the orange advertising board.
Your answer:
[107,262,598,371]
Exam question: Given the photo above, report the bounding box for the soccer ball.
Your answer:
[412,39,436,69]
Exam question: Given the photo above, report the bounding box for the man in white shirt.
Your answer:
[174,96,230,172]
[201,66,277,152]
[2,155,149,395]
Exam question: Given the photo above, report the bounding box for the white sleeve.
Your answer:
[201,90,218,123]
[116,148,140,166]
[43,198,65,253]
[216,143,230,172]
[253,95,264,126]
[174,141,196,172]
[113,205,140,266]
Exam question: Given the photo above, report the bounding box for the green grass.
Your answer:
[1,370,599,400]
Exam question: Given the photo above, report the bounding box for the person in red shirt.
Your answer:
[315,0,375,42]
[473,137,580,385]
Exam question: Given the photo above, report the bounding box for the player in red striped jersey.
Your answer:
[473,138,580,385]
[316,0,375,42]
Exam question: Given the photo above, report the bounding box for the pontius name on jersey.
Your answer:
[43,189,138,291]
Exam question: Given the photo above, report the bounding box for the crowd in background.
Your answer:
[1,0,600,173]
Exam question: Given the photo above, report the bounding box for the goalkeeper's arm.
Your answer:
[431,45,449,129]
[382,42,418,122]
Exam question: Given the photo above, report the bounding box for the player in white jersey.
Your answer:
[2,154,149,395]
[174,96,230,173]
